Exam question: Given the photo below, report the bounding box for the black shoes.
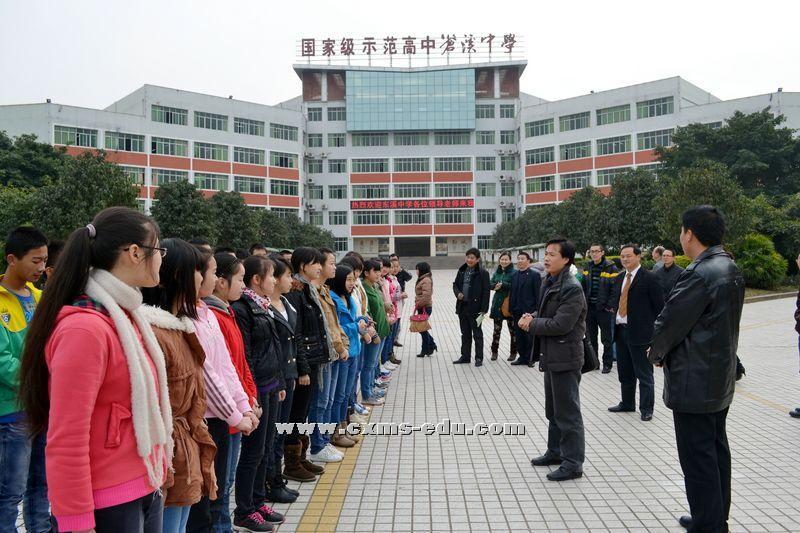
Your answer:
[475,360,483,367]
[601,365,612,374]
[265,476,298,503]
[790,407,800,418]
[453,357,470,364]
[530,453,562,466]
[394,341,403,347]
[546,466,583,482]
[510,359,530,366]
[608,404,636,413]
[678,515,693,529]
[507,354,517,362]
[640,413,653,421]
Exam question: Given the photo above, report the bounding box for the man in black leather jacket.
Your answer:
[648,205,745,533]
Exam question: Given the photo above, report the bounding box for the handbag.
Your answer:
[409,308,431,333]
[581,336,600,373]
[500,294,512,318]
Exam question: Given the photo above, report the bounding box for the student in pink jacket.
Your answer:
[19,207,173,532]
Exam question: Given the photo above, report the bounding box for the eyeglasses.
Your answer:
[123,245,168,258]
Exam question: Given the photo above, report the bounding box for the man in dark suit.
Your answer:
[509,251,541,367]
[607,243,665,421]
[452,247,491,367]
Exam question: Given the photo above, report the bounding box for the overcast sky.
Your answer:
[1,0,798,109]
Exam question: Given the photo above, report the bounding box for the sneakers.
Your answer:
[374,380,389,389]
[354,402,370,415]
[256,503,285,524]
[382,362,398,371]
[362,396,385,406]
[372,388,386,398]
[351,413,368,424]
[377,373,392,382]
[233,512,274,532]
[309,445,343,463]
[389,356,402,365]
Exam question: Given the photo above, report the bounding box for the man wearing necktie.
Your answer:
[607,244,665,421]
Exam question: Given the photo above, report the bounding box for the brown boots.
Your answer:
[282,443,315,482]
[298,434,325,475]
[332,421,356,448]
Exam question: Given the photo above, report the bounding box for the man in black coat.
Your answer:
[653,248,684,299]
[581,243,619,373]
[649,205,745,532]
[607,243,664,421]
[452,247,491,367]
[509,251,541,366]
[520,238,587,482]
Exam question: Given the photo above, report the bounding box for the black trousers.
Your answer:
[544,368,585,472]
[285,366,318,446]
[273,378,296,468]
[93,490,163,533]
[514,315,534,363]
[674,408,731,533]
[615,325,655,415]
[586,307,614,367]
[458,311,483,362]
[234,390,279,519]
[186,418,230,532]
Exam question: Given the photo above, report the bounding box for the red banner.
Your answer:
[349,198,475,210]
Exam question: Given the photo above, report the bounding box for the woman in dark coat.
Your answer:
[489,252,516,361]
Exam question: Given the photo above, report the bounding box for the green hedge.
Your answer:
[734,233,788,289]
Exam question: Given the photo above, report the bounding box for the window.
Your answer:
[435,183,471,197]
[435,209,471,223]
[477,235,494,249]
[234,176,265,194]
[393,132,429,145]
[637,96,674,119]
[596,104,631,126]
[393,158,429,172]
[328,133,346,147]
[328,159,347,173]
[194,111,227,131]
[271,208,298,219]
[477,209,496,223]
[153,169,188,185]
[306,108,322,121]
[637,129,674,150]
[352,133,388,147]
[270,179,299,196]
[327,107,346,121]
[270,151,298,168]
[120,166,145,185]
[352,185,389,199]
[500,155,517,171]
[329,211,348,225]
[333,237,348,252]
[269,123,299,141]
[525,146,555,165]
[560,141,591,160]
[151,105,187,125]
[105,131,144,152]
[475,104,495,119]
[560,171,590,190]
[476,131,495,145]
[559,111,590,132]
[352,158,389,173]
[525,118,554,137]
[476,156,496,171]
[307,134,322,148]
[233,146,265,165]
[477,183,496,196]
[353,211,389,225]
[307,159,323,174]
[500,130,515,144]
[501,208,516,222]
[234,117,264,136]
[705,121,723,129]
[54,125,97,147]
[328,185,347,199]
[394,210,430,224]
[151,137,188,157]
[596,167,630,186]
[308,212,323,226]
[434,131,470,145]
[596,135,632,155]
[195,172,228,191]
[526,175,555,193]
[394,184,430,198]
[194,142,228,161]
[499,104,515,118]
[307,184,323,199]
[500,182,515,196]
[434,157,471,172]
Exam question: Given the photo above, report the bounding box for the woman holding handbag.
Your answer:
[489,252,517,361]
[413,262,437,357]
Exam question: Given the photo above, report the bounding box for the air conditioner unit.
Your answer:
[307,177,315,184]
[304,152,313,158]
[320,152,329,159]
[321,204,329,210]
[306,203,316,211]
[499,201,506,207]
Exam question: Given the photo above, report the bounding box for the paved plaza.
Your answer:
[20,271,800,532]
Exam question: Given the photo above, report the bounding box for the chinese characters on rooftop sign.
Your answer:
[350,199,475,210]
[297,34,523,66]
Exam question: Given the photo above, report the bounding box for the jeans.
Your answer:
[214,431,241,533]
[586,307,614,368]
[417,307,437,354]
[615,325,655,415]
[93,490,163,533]
[273,379,295,470]
[458,311,484,362]
[544,368,585,472]
[163,505,191,533]
[332,356,359,423]
[0,422,50,533]
[360,339,383,401]
[351,344,366,408]
[187,418,229,532]
[308,363,339,454]
[380,324,395,364]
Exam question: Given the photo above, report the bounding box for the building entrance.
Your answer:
[394,237,431,257]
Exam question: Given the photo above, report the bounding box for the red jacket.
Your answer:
[206,300,257,433]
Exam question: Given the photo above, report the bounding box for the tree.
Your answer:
[0,186,34,242]
[28,151,138,239]
[749,193,800,274]
[654,161,753,249]
[285,214,335,249]
[255,209,291,249]
[605,169,661,247]
[0,131,66,188]
[150,180,218,242]
[209,191,258,250]
[551,186,609,252]
[657,110,800,197]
